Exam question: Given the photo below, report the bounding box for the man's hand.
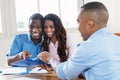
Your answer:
[19,51,31,60]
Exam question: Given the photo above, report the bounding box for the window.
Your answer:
[0,12,2,33]
[15,0,79,32]
[15,0,38,31]
[60,0,78,28]
[39,0,59,16]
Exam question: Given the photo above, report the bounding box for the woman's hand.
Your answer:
[39,64,53,72]
[37,51,50,63]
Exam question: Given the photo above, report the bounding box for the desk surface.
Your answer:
[0,67,85,80]
[0,73,85,80]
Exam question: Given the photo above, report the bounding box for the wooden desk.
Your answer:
[0,67,85,80]
[0,73,85,80]
[22,73,85,80]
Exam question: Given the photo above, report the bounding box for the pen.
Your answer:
[0,71,2,73]
[38,68,42,71]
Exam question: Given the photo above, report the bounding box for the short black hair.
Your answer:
[29,13,44,29]
[81,2,109,27]
[29,13,43,22]
[81,2,108,12]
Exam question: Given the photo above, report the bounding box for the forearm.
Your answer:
[56,59,84,80]
[7,54,23,66]
[49,57,60,70]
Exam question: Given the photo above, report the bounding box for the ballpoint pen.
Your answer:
[37,68,42,71]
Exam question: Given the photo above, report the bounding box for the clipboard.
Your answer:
[11,59,51,67]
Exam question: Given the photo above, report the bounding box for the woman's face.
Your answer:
[44,20,55,38]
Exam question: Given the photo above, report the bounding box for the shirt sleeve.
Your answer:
[56,43,91,80]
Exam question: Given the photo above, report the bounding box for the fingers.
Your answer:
[25,51,30,57]
[39,64,46,70]
[22,51,31,60]
[37,51,52,63]
[39,64,53,72]
[38,56,48,63]
[37,51,50,61]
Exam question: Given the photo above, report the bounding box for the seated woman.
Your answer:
[37,13,75,71]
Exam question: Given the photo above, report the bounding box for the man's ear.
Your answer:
[87,19,94,29]
[86,19,94,33]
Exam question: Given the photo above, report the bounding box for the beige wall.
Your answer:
[0,38,12,67]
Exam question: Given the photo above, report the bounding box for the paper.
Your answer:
[2,67,27,75]
[29,67,49,74]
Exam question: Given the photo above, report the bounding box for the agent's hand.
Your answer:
[19,51,31,60]
[37,51,50,63]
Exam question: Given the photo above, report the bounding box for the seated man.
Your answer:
[6,13,44,66]
[56,2,120,80]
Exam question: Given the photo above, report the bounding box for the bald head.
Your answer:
[81,2,109,27]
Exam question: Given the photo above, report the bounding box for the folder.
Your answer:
[11,59,51,67]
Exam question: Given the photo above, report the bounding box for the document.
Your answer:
[29,67,49,74]
[2,67,27,75]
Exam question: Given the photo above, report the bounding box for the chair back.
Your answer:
[115,33,120,36]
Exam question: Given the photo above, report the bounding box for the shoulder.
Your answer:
[15,33,28,37]
[13,33,29,41]
[15,33,28,38]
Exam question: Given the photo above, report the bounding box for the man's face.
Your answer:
[29,19,42,40]
[77,11,90,41]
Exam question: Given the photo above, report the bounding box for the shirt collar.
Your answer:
[27,33,42,45]
[28,33,32,42]
[49,41,58,46]
[88,27,108,40]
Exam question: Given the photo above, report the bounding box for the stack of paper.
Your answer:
[29,67,49,74]
[1,67,27,75]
